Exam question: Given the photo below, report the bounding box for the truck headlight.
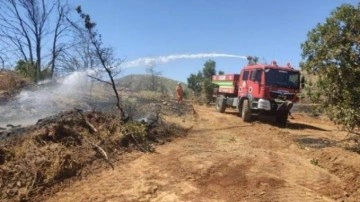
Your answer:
[258,99,271,111]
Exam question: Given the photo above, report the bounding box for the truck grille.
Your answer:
[270,91,295,100]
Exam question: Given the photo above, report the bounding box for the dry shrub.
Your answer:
[0,70,30,91]
[123,121,147,141]
[0,110,122,201]
[0,104,192,201]
[296,104,323,117]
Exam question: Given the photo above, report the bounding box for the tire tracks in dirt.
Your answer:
[46,105,355,202]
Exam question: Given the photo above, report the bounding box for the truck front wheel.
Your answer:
[276,112,288,127]
[215,95,226,113]
[241,99,252,122]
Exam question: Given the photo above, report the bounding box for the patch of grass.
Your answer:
[122,121,147,143]
[229,137,236,142]
[310,158,319,166]
[138,90,164,101]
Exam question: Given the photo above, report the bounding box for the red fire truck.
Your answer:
[212,61,301,126]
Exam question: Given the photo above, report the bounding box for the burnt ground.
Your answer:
[0,100,195,202]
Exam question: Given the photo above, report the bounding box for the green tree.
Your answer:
[202,59,216,79]
[15,60,36,79]
[300,3,360,130]
[203,78,215,103]
[15,60,51,80]
[202,60,217,103]
[187,71,203,96]
[187,60,218,103]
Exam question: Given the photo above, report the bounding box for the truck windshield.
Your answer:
[265,69,300,89]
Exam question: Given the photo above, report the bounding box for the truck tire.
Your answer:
[215,95,226,113]
[241,99,252,122]
[276,112,288,127]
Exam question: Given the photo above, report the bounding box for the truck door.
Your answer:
[247,69,262,98]
[238,70,250,97]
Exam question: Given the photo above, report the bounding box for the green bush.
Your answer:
[15,60,51,82]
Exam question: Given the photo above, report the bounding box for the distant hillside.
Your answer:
[116,74,188,96]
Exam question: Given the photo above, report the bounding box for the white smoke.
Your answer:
[0,71,100,128]
[123,53,247,68]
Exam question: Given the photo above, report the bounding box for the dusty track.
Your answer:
[46,105,360,202]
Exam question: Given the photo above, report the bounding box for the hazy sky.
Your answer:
[72,0,358,82]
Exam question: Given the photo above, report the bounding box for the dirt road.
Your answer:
[46,105,360,202]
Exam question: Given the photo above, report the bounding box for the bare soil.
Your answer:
[40,105,360,202]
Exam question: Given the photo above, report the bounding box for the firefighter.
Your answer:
[176,83,184,104]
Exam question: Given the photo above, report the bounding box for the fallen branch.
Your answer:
[73,109,113,169]
[75,108,98,133]
[125,132,155,153]
[25,171,37,199]
[129,133,148,152]
[83,137,114,170]
[191,105,197,114]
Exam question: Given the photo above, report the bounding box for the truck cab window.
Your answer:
[242,71,249,80]
[265,69,300,88]
[251,69,262,82]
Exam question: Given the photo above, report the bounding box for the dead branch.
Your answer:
[75,108,97,133]
[87,74,112,85]
[73,109,113,169]
[128,133,148,153]
[76,6,126,120]
[82,137,114,170]
[26,171,37,198]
